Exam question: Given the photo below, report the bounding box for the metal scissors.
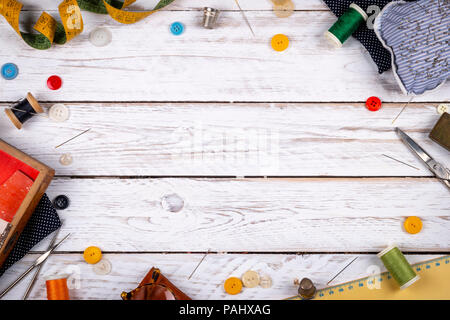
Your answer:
[396,128,450,189]
[0,233,70,299]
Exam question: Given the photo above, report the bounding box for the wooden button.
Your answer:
[273,0,295,18]
[224,277,243,295]
[84,246,103,264]
[404,216,422,234]
[242,270,260,288]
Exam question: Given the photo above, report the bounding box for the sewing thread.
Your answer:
[377,245,420,290]
[46,277,70,300]
[325,3,368,48]
[4,93,44,130]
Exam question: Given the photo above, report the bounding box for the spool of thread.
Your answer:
[46,277,70,300]
[324,3,368,48]
[4,92,44,130]
[377,245,420,290]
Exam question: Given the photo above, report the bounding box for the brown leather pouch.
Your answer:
[429,113,450,152]
[121,267,191,300]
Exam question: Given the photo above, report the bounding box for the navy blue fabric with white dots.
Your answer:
[323,0,413,73]
[0,194,61,277]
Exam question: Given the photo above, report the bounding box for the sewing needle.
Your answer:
[327,257,358,285]
[234,0,255,37]
[392,96,414,124]
[55,128,91,149]
[188,250,210,280]
[382,154,421,171]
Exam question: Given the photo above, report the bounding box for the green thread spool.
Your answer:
[324,3,368,48]
[377,245,420,290]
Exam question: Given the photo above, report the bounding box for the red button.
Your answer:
[366,96,382,111]
[47,75,62,90]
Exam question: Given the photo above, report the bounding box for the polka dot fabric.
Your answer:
[323,0,414,74]
[0,194,61,277]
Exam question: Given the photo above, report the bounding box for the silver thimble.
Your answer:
[203,7,220,29]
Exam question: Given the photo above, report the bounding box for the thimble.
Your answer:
[297,278,316,300]
[203,7,220,29]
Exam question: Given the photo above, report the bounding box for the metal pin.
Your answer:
[327,257,358,285]
[55,128,91,149]
[234,0,255,37]
[382,154,421,170]
[392,96,414,124]
[188,250,210,280]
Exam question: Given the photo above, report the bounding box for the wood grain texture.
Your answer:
[1,9,448,102]
[1,102,448,177]
[16,177,446,253]
[0,253,442,300]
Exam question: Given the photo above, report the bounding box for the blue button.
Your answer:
[170,22,184,35]
[1,63,19,80]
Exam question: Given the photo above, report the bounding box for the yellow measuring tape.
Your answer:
[287,255,450,300]
[0,0,175,49]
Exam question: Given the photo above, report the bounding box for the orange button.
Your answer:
[271,34,289,52]
[404,216,422,234]
[224,277,243,295]
[366,96,382,111]
[83,246,102,264]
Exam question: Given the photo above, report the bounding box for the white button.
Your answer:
[59,153,73,166]
[49,104,70,122]
[437,104,449,115]
[93,259,112,275]
[259,274,272,288]
[89,27,112,47]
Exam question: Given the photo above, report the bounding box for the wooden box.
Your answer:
[0,139,54,268]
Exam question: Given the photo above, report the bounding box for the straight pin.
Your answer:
[55,128,91,149]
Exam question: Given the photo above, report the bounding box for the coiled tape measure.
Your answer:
[0,0,175,50]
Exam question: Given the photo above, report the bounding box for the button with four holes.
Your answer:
[1,63,19,80]
[49,104,70,122]
[242,270,260,288]
[170,22,184,36]
[271,34,289,51]
[84,246,103,264]
[366,96,382,111]
[404,216,422,234]
[437,104,448,115]
[224,277,243,295]
[89,27,112,47]
[47,75,62,90]
[53,195,70,210]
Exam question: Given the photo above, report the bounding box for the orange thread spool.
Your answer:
[46,278,70,300]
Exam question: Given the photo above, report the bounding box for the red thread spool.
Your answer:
[46,278,70,300]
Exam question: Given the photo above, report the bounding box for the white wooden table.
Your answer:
[0,0,449,300]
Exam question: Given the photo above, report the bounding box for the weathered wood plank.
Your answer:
[1,102,447,177]
[1,10,448,102]
[15,0,327,11]
[0,253,441,300]
[13,177,446,252]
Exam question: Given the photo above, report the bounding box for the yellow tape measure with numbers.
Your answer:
[0,0,175,49]
[287,255,450,300]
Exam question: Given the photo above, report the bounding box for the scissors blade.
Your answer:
[33,233,70,267]
[395,128,434,166]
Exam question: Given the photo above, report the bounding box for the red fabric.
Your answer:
[0,171,34,222]
[0,150,39,185]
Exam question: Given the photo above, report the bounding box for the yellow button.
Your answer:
[224,277,243,295]
[271,34,289,52]
[242,270,260,288]
[404,216,422,234]
[83,246,102,264]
